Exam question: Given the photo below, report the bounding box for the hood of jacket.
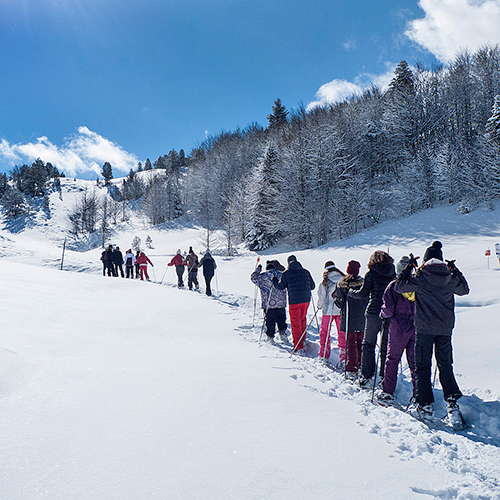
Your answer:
[369,262,396,278]
[338,275,363,289]
[420,261,452,288]
[288,260,303,271]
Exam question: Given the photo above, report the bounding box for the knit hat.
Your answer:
[324,261,336,271]
[189,246,193,253]
[346,260,361,276]
[396,256,410,274]
[266,261,275,270]
[176,249,181,255]
[423,241,443,262]
[287,255,297,264]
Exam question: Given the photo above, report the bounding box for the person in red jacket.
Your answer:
[168,249,186,287]
[136,251,153,281]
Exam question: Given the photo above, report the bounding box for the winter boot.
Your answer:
[408,402,433,421]
[376,390,395,403]
[279,330,288,342]
[446,400,467,430]
[358,376,373,389]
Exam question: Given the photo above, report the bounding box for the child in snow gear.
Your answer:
[184,247,199,290]
[136,251,153,281]
[198,250,217,296]
[112,246,124,277]
[272,255,315,353]
[316,261,345,363]
[168,249,186,287]
[377,256,417,402]
[334,260,367,377]
[394,241,469,424]
[251,261,288,342]
[349,251,395,388]
[124,249,136,279]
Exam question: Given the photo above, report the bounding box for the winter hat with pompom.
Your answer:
[396,256,410,274]
[423,241,443,262]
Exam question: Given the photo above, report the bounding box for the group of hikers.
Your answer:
[100,245,153,281]
[100,244,217,296]
[251,240,469,425]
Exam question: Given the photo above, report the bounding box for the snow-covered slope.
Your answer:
[1,183,500,499]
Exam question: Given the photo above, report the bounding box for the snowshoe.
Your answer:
[358,376,373,389]
[407,402,434,423]
[344,371,358,381]
[444,401,468,431]
[375,389,395,403]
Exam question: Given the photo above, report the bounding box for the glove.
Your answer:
[256,264,262,273]
[409,253,419,268]
[446,259,456,271]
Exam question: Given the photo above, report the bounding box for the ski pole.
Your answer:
[311,295,321,332]
[152,265,156,282]
[215,268,219,294]
[159,265,169,285]
[252,257,261,327]
[371,339,382,403]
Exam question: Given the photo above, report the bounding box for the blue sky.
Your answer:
[1,0,500,178]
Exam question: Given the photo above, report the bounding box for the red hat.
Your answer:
[346,260,361,275]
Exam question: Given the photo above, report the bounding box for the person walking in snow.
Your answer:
[394,241,469,422]
[376,256,417,402]
[135,250,141,279]
[102,244,114,277]
[198,250,217,296]
[272,255,315,354]
[316,261,345,364]
[183,247,199,290]
[334,260,367,378]
[168,249,186,287]
[112,246,124,277]
[136,251,153,281]
[251,260,288,343]
[124,249,136,279]
[349,250,395,388]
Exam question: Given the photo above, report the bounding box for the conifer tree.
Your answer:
[101,162,113,185]
[267,98,289,130]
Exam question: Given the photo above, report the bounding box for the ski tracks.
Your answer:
[208,286,500,500]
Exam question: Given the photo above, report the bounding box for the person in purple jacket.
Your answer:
[376,256,416,402]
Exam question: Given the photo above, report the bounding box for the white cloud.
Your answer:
[0,128,138,178]
[406,0,500,62]
[306,79,363,111]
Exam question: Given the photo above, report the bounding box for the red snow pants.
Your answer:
[289,302,310,350]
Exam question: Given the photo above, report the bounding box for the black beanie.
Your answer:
[266,261,275,270]
[423,241,443,262]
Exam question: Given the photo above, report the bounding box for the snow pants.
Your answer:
[345,331,364,373]
[115,264,124,278]
[318,314,340,359]
[265,308,287,338]
[188,269,199,289]
[414,333,462,405]
[139,265,149,281]
[360,315,389,380]
[204,273,214,296]
[176,265,185,287]
[382,319,416,396]
[289,302,310,350]
[125,265,134,279]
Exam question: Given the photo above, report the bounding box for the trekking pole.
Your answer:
[215,268,219,294]
[311,295,321,331]
[252,257,261,327]
[344,298,349,378]
[158,265,169,285]
[289,307,319,357]
[432,363,438,388]
[371,338,382,403]
[152,265,156,282]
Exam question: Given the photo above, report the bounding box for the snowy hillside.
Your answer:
[1,180,500,499]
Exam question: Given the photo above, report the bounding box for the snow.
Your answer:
[1,181,500,499]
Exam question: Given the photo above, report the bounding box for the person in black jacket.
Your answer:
[272,255,315,353]
[334,260,368,378]
[198,250,217,296]
[394,241,469,421]
[349,250,395,387]
[102,244,114,277]
[112,246,124,277]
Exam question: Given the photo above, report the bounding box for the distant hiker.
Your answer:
[102,245,114,277]
[349,251,396,388]
[135,251,141,279]
[136,251,153,281]
[251,260,288,343]
[272,255,315,354]
[112,246,124,277]
[198,250,217,296]
[376,256,416,402]
[395,241,469,424]
[168,249,186,287]
[334,260,367,378]
[124,249,136,279]
[184,247,199,290]
[316,261,345,364]
[100,250,106,276]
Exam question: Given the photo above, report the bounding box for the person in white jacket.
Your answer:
[317,261,345,364]
[124,249,136,279]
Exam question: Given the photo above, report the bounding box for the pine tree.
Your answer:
[267,98,289,130]
[144,158,152,171]
[101,162,113,185]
